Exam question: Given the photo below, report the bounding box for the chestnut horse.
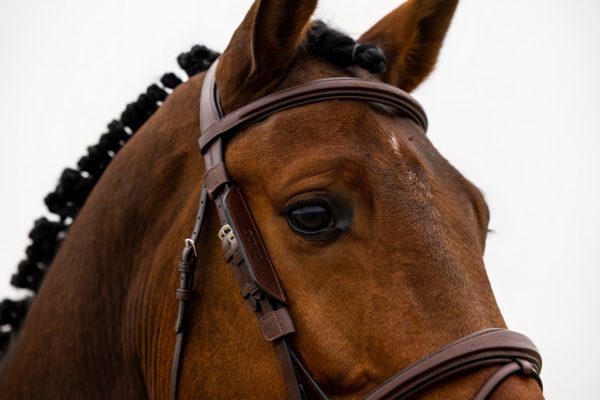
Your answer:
[0,0,543,398]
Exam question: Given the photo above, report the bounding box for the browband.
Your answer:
[198,60,428,153]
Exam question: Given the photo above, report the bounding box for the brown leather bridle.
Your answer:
[170,59,543,400]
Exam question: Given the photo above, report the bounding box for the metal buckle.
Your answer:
[184,238,197,258]
[218,224,236,244]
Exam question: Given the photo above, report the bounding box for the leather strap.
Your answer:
[170,185,208,400]
[363,329,542,400]
[203,163,231,198]
[474,359,541,400]
[169,56,544,400]
[199,60,303,400]
[199,74,428,153]
[223,186,287,302]
[290,349,329,400]
[260,309,296,342]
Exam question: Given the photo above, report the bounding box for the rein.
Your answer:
[170,59,543,399]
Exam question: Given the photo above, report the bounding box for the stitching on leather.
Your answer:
[205,167,224,191]
[207,89,419,132]
[373,330,539,396]
[260,312,283,341]
[200,66,221,133]
[225,78,414,116]
[272,312,282,339]
[396,330,501,373]
[209,74,220,121]
[200,81,428,151]
[397,352,537,398]
[207,167,222,184]
[238,190,285,299]
[240,91,420,122]
[372,330,502,391]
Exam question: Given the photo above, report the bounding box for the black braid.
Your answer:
[0,44,220,358]
[177,45,220,77]
[306,20,387,74]
[0,21,385,359]
[0,298,31,353]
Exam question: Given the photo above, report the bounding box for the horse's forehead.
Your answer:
[225,100,423,179]
[224,56,423,173]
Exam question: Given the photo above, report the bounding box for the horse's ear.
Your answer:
[216,0,318,112]
[359,0,458,92]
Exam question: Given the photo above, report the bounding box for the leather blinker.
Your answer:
[223,186,287,303]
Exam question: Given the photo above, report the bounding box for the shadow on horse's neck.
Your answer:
[0,72,213,399]
[0,70,290,398]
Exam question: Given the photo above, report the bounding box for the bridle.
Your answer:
[170,59,543,400]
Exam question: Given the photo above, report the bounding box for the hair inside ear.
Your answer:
[359,0,459,91]
[216,0,318,112]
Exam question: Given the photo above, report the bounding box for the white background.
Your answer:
[1,0,598,398]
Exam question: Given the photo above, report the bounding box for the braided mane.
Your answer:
[0,21,385,358]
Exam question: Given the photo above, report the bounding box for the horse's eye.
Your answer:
[288,205,334,233]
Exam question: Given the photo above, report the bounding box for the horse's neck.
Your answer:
[0,73,286,398]
[0,76,211,398]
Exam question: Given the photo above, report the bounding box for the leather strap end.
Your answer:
[174,302,186,333]
[259,308,295,342]
[180,245,197,263]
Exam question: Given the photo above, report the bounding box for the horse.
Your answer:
[0,0,544,398]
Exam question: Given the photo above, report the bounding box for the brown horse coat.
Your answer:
[0,1,543,398]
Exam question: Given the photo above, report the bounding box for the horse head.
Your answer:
[0,1,543,399]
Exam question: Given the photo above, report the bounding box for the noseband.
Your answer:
[170,59,543,399]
